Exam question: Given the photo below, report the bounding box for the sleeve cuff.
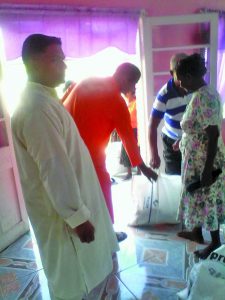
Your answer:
[65,204,91,228]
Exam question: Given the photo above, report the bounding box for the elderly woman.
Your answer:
[175,53,225,259]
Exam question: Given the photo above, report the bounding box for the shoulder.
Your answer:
[76,77,118,99]
[196,85,220,104]
[156,79,179,103]
[157,82,168,97]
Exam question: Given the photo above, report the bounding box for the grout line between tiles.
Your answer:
[115,273,139,300]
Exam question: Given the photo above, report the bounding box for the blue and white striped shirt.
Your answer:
[151,78,191,140]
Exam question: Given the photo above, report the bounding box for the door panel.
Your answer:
[137,12,218,170]
[0,29,29,252]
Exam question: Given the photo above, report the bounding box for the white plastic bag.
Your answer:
[177,245,225,300]
[128,173,181,226]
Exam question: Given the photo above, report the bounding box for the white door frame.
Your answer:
[0,29,29,252]
[137,12,218,165]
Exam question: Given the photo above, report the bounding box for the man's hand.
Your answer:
[172,139,180,151]
[150,153,161,169]
[139,162,158,182]
[73,221,95,243]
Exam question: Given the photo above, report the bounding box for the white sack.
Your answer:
[129,173,181,226]
[177,245,225,300]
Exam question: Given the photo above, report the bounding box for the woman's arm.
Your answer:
[201,125,219,187]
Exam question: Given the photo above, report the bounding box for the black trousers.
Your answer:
[162,133,181,175]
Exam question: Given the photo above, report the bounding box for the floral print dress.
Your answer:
[179,85,225,231]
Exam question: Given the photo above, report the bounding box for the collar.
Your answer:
[27,81,59,100]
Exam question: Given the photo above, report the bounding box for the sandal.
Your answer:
[116,232,127,242]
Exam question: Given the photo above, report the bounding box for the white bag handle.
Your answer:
[147,168,160,224]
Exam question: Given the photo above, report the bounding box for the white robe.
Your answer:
[11,82,119,299]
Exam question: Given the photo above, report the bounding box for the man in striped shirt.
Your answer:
[149,53,189,175]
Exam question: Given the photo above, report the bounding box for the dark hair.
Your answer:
[115,63,141,82]
[175,53,207,78]
[22,34,62,64]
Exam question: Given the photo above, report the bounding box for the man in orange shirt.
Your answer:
[63,63,158,241]
[61,80,76,103]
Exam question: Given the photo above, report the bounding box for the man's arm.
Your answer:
[114,97,158,181]
[20,110,94,243]
[149,116,161,169]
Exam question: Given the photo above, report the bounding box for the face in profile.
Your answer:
[34,44,66,87]
[176,73,193,92]
[173,71,181,87]
[125,90,136,102]
[121,78,137,95]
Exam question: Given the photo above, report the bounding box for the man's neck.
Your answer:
[28,75,56,89]
[173,79,187,97]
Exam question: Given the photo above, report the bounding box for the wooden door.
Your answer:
[0,30,29,252]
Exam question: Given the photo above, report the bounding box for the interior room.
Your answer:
[0,1,225,299]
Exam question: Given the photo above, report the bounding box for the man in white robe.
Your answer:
[11,34,119,300]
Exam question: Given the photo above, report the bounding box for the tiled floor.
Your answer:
[1,176,222,300]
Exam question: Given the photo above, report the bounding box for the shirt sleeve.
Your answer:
[197,91,222,129]
[151,84,167,119]
[113,95,143,166]
[22,108,90,228]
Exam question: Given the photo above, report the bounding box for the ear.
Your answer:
[30,56,42,70]
[26,57,42,79]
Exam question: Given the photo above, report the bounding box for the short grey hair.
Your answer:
[170,53,187,71]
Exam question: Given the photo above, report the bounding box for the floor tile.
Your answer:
[0,176,196,300]
[0,232,42,269]
[102,274,137,300]
[135,237,186,279]
[114,229,189,300]
[118,264,186,300]
[115,232,140,272]
[0,283,3,298]
[0,233,36,262]
[30,270,51,300]
[0,267,38,300]
[0,233,42,299]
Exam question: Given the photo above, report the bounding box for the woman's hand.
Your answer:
[201,169,213,188]
[201,125,219,188]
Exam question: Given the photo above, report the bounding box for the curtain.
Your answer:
[200,9,225,106]
[0,4,139,60]
[217,13,225,106]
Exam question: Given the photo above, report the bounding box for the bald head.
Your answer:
[170,53,187,72]
[113,63,141,94]
[114,63,141,82]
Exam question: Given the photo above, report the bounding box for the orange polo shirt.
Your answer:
[63,76,142,222]
[64,77,142,168]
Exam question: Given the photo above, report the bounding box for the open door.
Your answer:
[0,29,29,251]
[137,12,218,171]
